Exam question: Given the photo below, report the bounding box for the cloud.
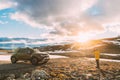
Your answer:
[10,0,120,37]
[0,21,4,24]
[0,20,8,24]
[85,0,120,24]
[10,12,40,27]
[0,0,14,10]
[108,24,120,34]
[10,0,98,36]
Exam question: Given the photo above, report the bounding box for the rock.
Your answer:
[49,78,61,80]
[6,77,15,80]
[6,74,15,80]
[70,77,78,80]
[85,74,93,79]
[23,73,31,78]
[22,73,31,80]
[50,72,57,77]
[31,70,49,80]
[57,73,68,79]
[116,75,120,80]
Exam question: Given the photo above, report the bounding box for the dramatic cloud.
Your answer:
[10,0,120,37]
[10,0,98,36]
[0,0,14,10]
[89,0,120,34]
[108,24,120,34]
[85,0,120,23]
[11,12,40,27]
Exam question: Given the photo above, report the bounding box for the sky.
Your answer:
[0,0,120,42]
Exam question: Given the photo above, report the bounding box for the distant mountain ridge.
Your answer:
[0,37,50,49]
[0,37,120,50]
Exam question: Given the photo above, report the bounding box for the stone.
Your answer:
[85,73,93,79]
[6,74,15,80]
[31,70,49,80]
[23,73,31,79]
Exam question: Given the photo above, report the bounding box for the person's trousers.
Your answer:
[96,59,100,69]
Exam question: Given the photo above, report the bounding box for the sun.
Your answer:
[77,34,92,43]
[78,36,89,43]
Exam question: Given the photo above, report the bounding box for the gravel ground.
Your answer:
[0,57,120,80]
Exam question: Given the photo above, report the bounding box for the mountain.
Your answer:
[0,37,50,49]
[0,37,120,50]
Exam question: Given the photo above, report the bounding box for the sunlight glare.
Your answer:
[77,34,92,43]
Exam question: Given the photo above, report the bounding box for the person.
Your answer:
[94,48,100,69]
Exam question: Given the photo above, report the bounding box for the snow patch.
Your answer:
[103,40,120,45]
[0,55,10,61]
[48,50,79,54]
[101,53,120,56]
[49,55,68,59]
[89,58,120,63]
[0,54,68,61]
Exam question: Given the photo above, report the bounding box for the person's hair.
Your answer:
[94,48,98,51]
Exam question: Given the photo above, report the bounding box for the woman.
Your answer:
[94,48,100,69]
